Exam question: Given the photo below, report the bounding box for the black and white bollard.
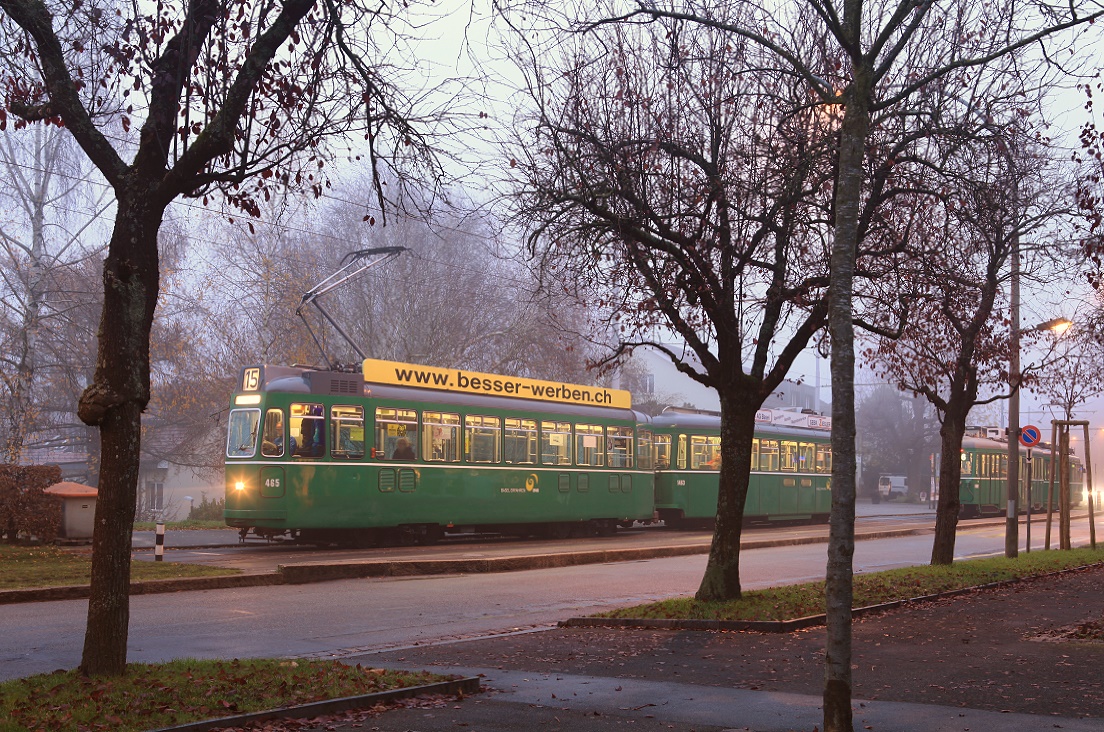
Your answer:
[155,521,165,561]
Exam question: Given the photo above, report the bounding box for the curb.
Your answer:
[0,573,281,605]
[146,676,481,732]
[0,525,934,605]
[276,527,930,584]
[559,561,1104,632]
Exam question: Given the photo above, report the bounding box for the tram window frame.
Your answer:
[798,442,815,472]
[227,408,261,458]
[637,428,654,471]
[465,415,502,463]
[330,405,365,460]
[290,403,326,458]
[752,438,760,471]
[654,434,671,469]
[375,407,419,460]
[815,443,832,474]
[504,418,538,465]
[690,435,720,470]
[540,421,572,465]
[575,423,605,467]
[424,411,461,462]
[780,441,799,472]
[260,408,286,458]
[677,434,687,470]
[759,439,780,472]
[607,426,634,469]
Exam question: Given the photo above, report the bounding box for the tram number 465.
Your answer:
[265,478,281,488]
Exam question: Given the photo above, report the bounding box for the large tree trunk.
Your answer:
[931,413,967,565]
[823,71,871,732]
[695,389,759,602]
[78,192,163,676]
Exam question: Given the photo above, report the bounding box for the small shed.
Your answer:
[44,481,98,541]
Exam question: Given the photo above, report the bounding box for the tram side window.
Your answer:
[690,435,720,470]
[654,434,671,469]
[260,409,286,457]
[424,412,461,462]
[607,426,634,468]
[290,403,325,458]
[751,438,760,471]
[1000,455,1008,479]
[759,439,780,472]
[227,408,261,458]
[637,428,653,471]
[540,421,572,465]
[576,424,605,467]
[331,405,365,460]
[375,407,418,460]
[677,434,687,470]
[505,418,538,464]
[780,441,799,472]
[960,451,974,476]
[465,415,501,463]
[816,443,832,473]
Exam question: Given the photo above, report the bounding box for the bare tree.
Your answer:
[0,0,447,675]
[855,384,938,500]
[505,16,838,601]
[867,123,1074,565]
[0,125,110,463]
[1031,326,1104,420]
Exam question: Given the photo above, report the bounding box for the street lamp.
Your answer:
[1006,316,1072,558]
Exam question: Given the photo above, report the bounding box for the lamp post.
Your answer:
[1006,231,1021,558]
[1006,316,1072,558]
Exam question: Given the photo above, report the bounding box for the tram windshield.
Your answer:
[227,408,260,458]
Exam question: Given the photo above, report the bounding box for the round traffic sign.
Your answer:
[1019,425,1042,447]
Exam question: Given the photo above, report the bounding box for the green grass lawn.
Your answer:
[599,546,1104,622]
[0,544,239,591]
[0,659,450,732]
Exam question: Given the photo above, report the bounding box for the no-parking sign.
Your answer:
[1019,425,1042,447]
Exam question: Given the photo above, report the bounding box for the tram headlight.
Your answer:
[234,481,246,492]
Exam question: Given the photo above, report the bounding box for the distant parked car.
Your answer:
[878,474,908,500]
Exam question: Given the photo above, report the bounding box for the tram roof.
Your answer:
[649,411,831,438]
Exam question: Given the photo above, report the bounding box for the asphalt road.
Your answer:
[4,502,1097,682]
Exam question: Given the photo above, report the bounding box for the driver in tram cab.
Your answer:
[392,437,416,460]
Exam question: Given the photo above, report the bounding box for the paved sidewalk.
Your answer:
[320,665,1104,732]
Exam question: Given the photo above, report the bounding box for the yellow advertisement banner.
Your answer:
[362,358,632,410]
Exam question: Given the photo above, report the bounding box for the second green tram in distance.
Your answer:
[955,433,1084,518]
[224,359,656,545]
[650,406,833,527]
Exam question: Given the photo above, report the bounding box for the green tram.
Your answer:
[957,434,1084,518]
[650,407,833,527]
[224,360,655,545]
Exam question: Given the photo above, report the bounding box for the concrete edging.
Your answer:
[0,524,988,605]
[146,676,482,732]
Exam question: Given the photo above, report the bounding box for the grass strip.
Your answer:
[0,544,238,591]
[0,658,448,732]
[132,520,228,531]
[598,546,1104,622]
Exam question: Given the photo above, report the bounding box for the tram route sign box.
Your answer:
[362,358,633,409]
[1019,425,1042,448]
